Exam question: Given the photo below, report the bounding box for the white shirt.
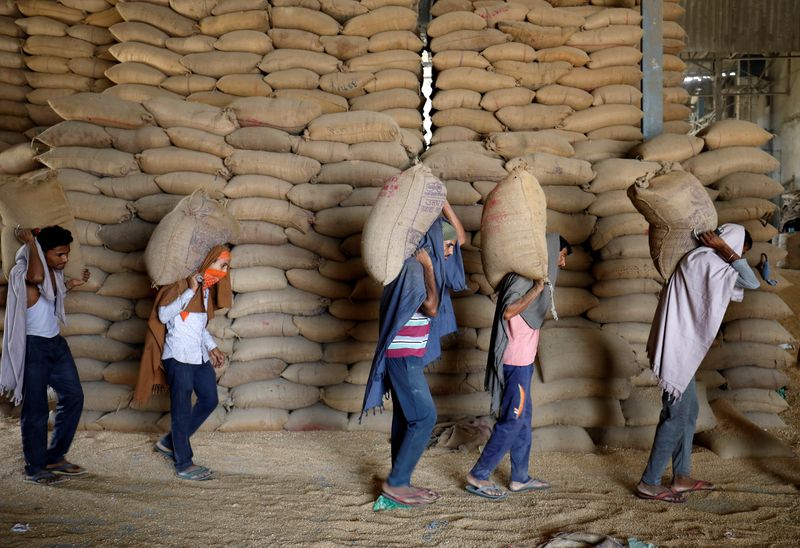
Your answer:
[26,294,59,338]
[159,288,217,365]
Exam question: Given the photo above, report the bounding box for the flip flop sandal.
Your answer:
[509,477,550,493]
[46,461,87,476]
[25,471,67,486]
[672,480,715,494]
[381,490,431,507]
[465,483,508,501]
[411,485,441,502]
[176,466,215,481]
[635,488,685,504]
[154,440,174,459]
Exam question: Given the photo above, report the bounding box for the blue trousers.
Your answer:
[470,364,533,484]
[160,358,218,472]
[641,379,699,485]
[386,357,437,488]
[21,335,84,477]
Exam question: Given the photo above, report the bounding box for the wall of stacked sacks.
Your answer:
[0,0,793,450]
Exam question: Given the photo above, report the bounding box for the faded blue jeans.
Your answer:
[160,358,218,472]
[641,379,699,485]
[21,335,84,477]
[470,364,533,484]
[386,357,437,487]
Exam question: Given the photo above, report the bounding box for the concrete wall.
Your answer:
[769,56,800,191]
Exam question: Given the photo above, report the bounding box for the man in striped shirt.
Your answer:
[363,215,465,507]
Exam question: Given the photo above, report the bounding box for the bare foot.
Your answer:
[671,474,715,493]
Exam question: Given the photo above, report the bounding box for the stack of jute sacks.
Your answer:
[657,0,691,134]
[0,0,31,148]
[15,0,115,129]
[683,119,795,430]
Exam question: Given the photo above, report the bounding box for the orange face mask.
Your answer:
[203,268,227,289]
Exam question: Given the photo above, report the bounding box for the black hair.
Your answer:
[36,225,73,252]
[743,229,753,252]
[559,236,573,256]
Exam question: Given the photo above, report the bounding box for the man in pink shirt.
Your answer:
[466,234,571,500]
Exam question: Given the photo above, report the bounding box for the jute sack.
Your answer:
[558,66,642,91]
[64,293,133,322]
[589,213,649,250]
[37,147,138,178]
[722,366,790,391]
[496,104,572,131]
[589,190,638,217]
[598,234,650,260]
[0,173,84,279]
[199,11,270,36]
[630,133,704,162]
[545,210,596,245]
[533,426,596,453]
[314,160,400,187]
[452,294,494,329]
[698,119,773,150]
[431,108,504,134]
[593,278,662,299]
[537,328,637,382]
[534,46,591,66]
[66,335,137,363]
[230,313,297,339]
[143,97,238,136]
[585,158,661,193]
[586,293,659,324]
[480,87,537,112]
[682,147,780,185]
[485,131,572,159]
[429,29,512,53]
[225,150,320,184]
[231,378,320,411]
[542,186,595,213]
[716,197,777,224]
[423,151,507,182]
[305,111,400,144]
[431,50,491,71]
[229,97,323,134]
[293,314,355,343]
[628,168,717,278]
[532,397,625,428]
[218,407,288,432]
[228,197,312,232]
[531,376,631,407]
[723,291,793,322]
[219,359,287,389]
[534,84,593,110]
[322,382,387,413]
[601,322,652,345]
[586,45,642,68]
[722,318,796,344]
[743,412,788,430]
[708,387,789,414]
[695,400,794,459]
[480,167,547,288]
[473,3,529,27]
[60,314,110,337]
[270,6,341,36]
[492,60,572,90]
[81,381,133,412]
[232,336,323,364]
[144,191,240,286]
[427,11,487,37]
[497,21,577,50]
[504,152,594,185]
[593,257,662,282]
[434,392,489,418]
[559,104,642,133]
[285,403,349,431]
[314,206,372,238]
[361,163,446,285]
[329,298,380,321]
[36,121,112,149]
[701,341,793,371]
[105,126,171,155]
[116,1,196,37]
[713,173,784,201]
[286,226,346,262]
[228,287,329,318]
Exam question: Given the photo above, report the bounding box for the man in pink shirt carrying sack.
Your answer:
[466,234,571,500]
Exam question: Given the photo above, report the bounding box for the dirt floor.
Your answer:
[0,272,798,548]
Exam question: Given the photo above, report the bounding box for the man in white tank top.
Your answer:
[16,226,90,486]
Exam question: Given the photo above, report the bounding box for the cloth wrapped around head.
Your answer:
[133,245,232,404]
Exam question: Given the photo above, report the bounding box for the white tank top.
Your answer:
[26,294,59,338]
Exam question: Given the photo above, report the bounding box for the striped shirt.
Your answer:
[387,312,431,358]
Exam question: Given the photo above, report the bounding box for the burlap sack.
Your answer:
[0,172,84,279]
[361,163,446,285]
[628,167,718,278]
[144,191,240,286]
[480,166,548,288]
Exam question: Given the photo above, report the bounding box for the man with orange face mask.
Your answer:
[134,246,231,481]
